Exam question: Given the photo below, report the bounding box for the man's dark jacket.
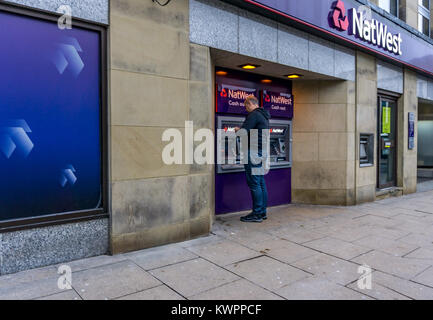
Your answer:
[241,108,270,156]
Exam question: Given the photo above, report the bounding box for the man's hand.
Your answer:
[234,127,241,133]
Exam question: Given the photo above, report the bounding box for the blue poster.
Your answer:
[0,12,102,221]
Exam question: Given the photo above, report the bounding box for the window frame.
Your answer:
[378,0,400,18]
[0,2,109,233]
[418,0,431,36]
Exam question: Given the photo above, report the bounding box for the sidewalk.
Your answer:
[2,190,433,300]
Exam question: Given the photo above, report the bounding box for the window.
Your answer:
[378,0,399,17]
[418,0,431,36]
[0,5,107,230]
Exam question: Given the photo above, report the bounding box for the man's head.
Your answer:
[244,96,259,113]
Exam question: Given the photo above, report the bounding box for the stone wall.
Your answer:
[397,68,418,194]
[110,0,213,254]
[355,52,378,203]
[4,0,108,24]
[291,80,356,205]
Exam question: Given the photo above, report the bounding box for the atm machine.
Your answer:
[215,69,293,214]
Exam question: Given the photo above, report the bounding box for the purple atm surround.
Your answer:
[215,69,293,215]
[215,168,291,214]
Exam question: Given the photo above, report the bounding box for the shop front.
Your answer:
[4,0,433,274]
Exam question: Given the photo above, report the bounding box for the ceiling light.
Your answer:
[216,71,228,76]
[239,64,260,70]
[285,74,303,79]
[261,79,272,83]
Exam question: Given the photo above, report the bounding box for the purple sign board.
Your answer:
[216,84,258,115]
[224,0,433,76]
[262,90,293,118]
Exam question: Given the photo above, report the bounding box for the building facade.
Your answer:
[1,0,433,274]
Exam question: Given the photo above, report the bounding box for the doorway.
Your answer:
[377,95,398,189]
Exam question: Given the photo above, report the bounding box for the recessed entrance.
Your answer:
[417,100,433,192]
[377,95,398,189]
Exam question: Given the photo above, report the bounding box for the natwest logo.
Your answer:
[329,1,403,56]
[270,95,292,105]
[330,0,349,31]
[228,89,254,100]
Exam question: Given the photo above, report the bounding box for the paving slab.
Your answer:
[352,214,404,228]
[291,253,363,286]
[372,271,433,300]
[71,260,161,300]
[321,225,376,242]
[189,279,283,300]
[212,228,276,247]
[185,240,261,266]
[124,245,198,270]
[303,237,371,260]
[149,258,239,298]
[365,225,411,241]
[411,266,433,288]
[245,238,318,263]
[0,265,57,287]
[347,279,410,300]
[276,276,371,300]
[272,228,326,244]
[0,276,66,300]
[226,256,310,291]
[353,235,419,257]
[117,285,185,300]
[36,290,82,300]
[178,234,224,248]
[352,250,430,280]
[398,233,433,247]
[404,247,433,260]
[53,254,127,273]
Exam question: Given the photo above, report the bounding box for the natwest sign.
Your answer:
[226,0,433,76]
[330,0,402,56]
[217,84,258,114]
[262,90,293,118]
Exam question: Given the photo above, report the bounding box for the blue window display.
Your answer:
[0,11,102,221]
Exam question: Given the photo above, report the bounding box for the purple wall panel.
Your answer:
[215,168,291,214]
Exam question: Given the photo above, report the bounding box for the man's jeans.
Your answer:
[244,161,268,215]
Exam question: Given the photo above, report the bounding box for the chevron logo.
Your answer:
[59,165,77,187]
[52,37,85,77]
[0,120,34,159]
[330,0,349,31]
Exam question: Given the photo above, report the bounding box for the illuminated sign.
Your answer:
[330,1,402,55]
[217,84,258,114]
[262,90,293,118]
[270,128,285,134]
[348,8,402,55]
[227,0,433,76]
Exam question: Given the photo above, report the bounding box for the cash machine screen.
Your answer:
[216,116,292,174]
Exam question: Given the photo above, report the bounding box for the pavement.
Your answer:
[3,189,433,300]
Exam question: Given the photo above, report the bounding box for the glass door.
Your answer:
[377,96,397,189]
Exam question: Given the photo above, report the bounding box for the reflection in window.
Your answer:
[378,0,399,17]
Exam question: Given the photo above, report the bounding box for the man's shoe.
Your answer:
[240,213,263,223]
[261,213,267,220]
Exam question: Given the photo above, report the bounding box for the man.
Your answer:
[235,96,270,223]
